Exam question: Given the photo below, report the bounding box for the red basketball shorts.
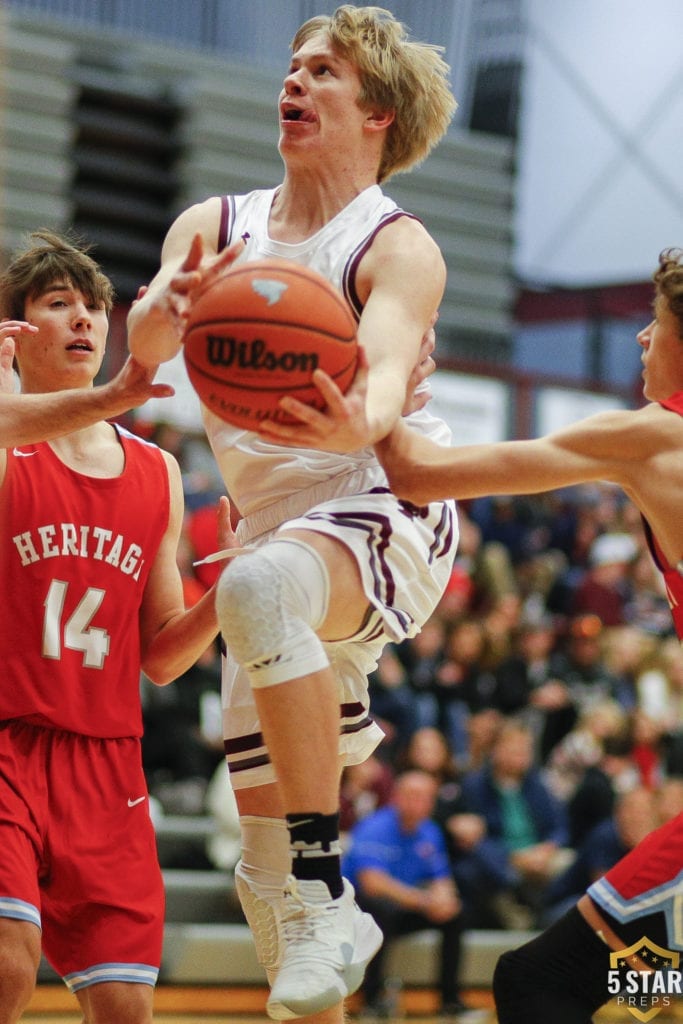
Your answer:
[0,720,164,990]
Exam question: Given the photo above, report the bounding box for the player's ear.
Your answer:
[365,109,394,132]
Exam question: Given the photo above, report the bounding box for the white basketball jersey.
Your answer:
[202,184,451,522]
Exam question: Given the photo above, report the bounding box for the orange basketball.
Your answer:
[182,259,358,431]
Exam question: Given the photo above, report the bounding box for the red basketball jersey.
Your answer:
[588,812,683,949]
[0,427,169,737]
[640,390,683,640]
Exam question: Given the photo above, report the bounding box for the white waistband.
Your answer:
[235,465,386,545]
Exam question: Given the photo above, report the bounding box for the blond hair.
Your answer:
[292,5,457,182]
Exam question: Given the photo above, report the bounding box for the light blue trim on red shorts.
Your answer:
[64,962,159,991]
[0,896,41,929]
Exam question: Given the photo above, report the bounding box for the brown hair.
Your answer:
[653,247,683,340]
[0,229,114,321]
[292,5,457,182]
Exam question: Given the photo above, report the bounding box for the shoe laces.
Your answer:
[280,876,338,949]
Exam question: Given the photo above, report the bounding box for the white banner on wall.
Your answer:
[135,350,204,431]
[428,371,510,446]
[535,386,627,436]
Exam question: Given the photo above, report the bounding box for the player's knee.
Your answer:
[217,538,330,687]
[0,937,40,1017]
[216,550,262,643]
[78,980,154,1024]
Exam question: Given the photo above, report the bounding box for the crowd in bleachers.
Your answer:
[140,429,683,929]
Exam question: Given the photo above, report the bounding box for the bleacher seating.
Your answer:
[154,813,217,870]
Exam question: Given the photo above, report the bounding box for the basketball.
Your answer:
[182,259,358,430]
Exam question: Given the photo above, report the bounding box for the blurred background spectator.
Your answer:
[570,532,639,626]
[455,720,571,929]
[541,786,659,925]
[543,699,629,805]
[343,770,470,1019]
[340,756,396,840]
[367,647,419,765]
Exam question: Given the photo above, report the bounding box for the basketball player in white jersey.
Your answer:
[128,6,458,1020]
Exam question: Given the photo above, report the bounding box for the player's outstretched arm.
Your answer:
[128,198,244,368]
[0,350,174,451]
[375,408,646,505]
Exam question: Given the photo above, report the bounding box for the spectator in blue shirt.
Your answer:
[343,769,470,1018]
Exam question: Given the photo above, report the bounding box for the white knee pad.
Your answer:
[234,815,291,985]
[217,537,330,688]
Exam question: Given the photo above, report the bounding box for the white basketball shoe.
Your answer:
[266,876,383,1020]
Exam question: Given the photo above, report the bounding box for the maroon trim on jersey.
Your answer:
[303,507,402,627]
[341,210,419,319]
[641,516,666,576]
[218,195,234,252]
[223,701,377,778]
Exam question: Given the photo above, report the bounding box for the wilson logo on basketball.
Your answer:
[182,258,358,430]
[206,335,319,374]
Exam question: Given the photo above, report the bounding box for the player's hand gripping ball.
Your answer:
[182,259,358,431]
